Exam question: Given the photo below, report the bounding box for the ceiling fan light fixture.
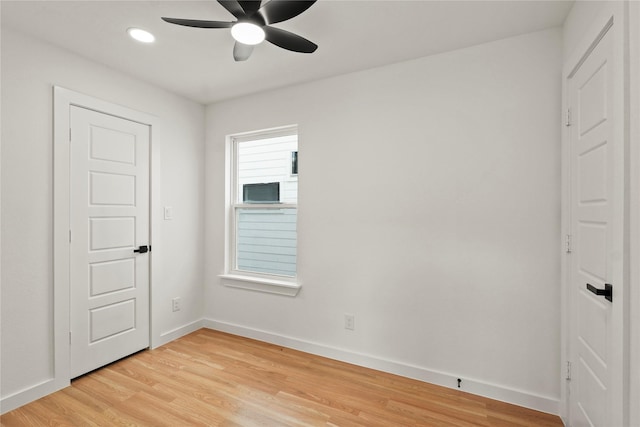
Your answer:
[127,27,155,43]
[161,0,318,61]
[231,22,265,45]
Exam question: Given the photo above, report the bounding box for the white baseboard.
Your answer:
[1,377,68,415]
[203,318,560,416]
[154,319,204,349]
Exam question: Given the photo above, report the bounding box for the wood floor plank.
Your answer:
[1,329,563,426]
[1,406,53,427]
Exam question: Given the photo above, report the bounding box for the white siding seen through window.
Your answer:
[230,130,298,279]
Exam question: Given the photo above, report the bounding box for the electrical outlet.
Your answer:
[344,314,355,330]
[172,297,181,312]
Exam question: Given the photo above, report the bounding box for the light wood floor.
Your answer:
[1,329,563,426]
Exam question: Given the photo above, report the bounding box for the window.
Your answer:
[291,151,298,175]
[223,127,299,294]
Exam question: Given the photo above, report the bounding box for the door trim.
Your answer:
[53,86,159,389]
[629,2,640,425]
[560,3,628,425]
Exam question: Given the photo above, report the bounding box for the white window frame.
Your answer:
[219,126,301,296]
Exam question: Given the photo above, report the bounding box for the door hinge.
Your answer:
[69,128,72,142]
[565,234,572,253]
[566,361,572,381]
[565,108,572,127]
[69,229,72,243]
[69,331,72,345]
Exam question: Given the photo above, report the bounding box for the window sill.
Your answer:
[219,274,301,297]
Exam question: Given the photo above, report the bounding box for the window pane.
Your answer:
[237,135,298,204]
[236,208,297,277]
[243,182,280,203]
[291,151,298,175]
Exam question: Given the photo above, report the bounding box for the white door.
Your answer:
[568,23,625,427]
[69,106,150,378]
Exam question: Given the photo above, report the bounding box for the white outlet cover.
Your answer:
[345,314,355,330]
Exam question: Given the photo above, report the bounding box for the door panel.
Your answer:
[90,259,135,296]
[90,172,136,205]
[576,358,606,427]
[578,222,607,280]
[89,300,136,342]
[578,142,607,204]
[89,217,136,249]
[70,106,150,378]
[578,61,608,136]
[569,24,622,427]
[90,126,137,164]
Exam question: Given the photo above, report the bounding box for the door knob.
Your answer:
[134,245,150,254]
[586,283,613,302]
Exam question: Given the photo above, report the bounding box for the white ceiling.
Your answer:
[1,0,573,105]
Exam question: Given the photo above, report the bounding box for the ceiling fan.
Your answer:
[162,0,318,62]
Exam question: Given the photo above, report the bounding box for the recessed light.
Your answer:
[127,28,155,43]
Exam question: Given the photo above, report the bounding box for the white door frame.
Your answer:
[629,2,640,426]
[53,86,160,389]
[560,2,629,425]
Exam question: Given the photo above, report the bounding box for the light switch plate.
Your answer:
[164,206,173,220]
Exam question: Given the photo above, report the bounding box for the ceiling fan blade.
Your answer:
[217,0,246,19]
[259,0,316,25]
[162,17,234,29]
[238,1,261,16]
[264,26,317,53]
[233,42,254,61]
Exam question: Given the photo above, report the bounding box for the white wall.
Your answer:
[1,28,205,409]
[205,28,563,413]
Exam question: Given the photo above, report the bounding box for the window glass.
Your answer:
[231,130,298,278]
[291,151,298,175]
[236,208,297,276]
[237,135,298,204]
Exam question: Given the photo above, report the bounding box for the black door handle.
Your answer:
[134,245,150,254]
[586,283,613,302]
